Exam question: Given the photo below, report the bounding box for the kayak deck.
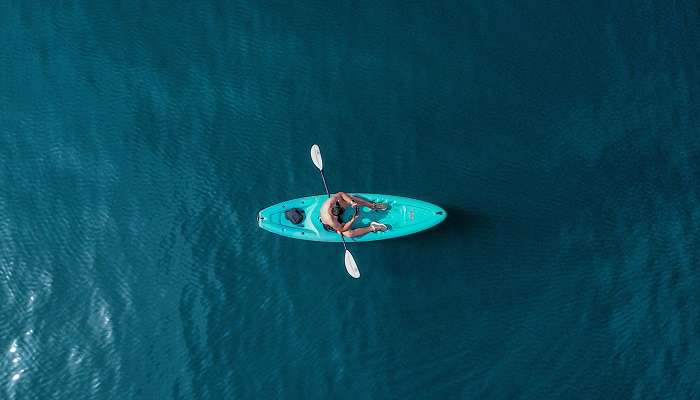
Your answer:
[257,194,446,242]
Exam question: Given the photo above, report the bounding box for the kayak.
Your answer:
[257,194,447,242]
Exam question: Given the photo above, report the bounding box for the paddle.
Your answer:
[310,144,360,279]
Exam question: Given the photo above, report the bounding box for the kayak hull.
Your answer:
[257,194,446,242]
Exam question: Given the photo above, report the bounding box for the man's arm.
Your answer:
[339,216,357,232]
[333,212,359,232]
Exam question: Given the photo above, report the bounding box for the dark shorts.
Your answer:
[321,217,343,232]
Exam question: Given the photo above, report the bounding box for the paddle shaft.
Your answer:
[319,170,331,199]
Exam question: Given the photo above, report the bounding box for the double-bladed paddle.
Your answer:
[310,144,360,279]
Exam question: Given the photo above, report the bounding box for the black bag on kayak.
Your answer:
[284,208,305,225]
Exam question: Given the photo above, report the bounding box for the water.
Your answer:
[1,1,699,398]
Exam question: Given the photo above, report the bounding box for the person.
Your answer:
[320,192,388,237]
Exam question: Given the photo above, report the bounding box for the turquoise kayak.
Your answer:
[257,194,446,242]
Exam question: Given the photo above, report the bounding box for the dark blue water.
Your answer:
[2,1,699,399]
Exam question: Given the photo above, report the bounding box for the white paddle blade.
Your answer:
[310,144,323,171]
[344,250,360,278]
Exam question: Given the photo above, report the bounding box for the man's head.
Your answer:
[331,204,343,217]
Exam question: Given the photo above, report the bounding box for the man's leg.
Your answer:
[338,193,386,210]
[337,193,373,208]
[353,195,387,210]
[342,226,374,238]
[347,194,374,207]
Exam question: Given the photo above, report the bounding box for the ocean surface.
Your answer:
[2,1,699,399]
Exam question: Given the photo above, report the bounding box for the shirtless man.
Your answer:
[320,192,388,237]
